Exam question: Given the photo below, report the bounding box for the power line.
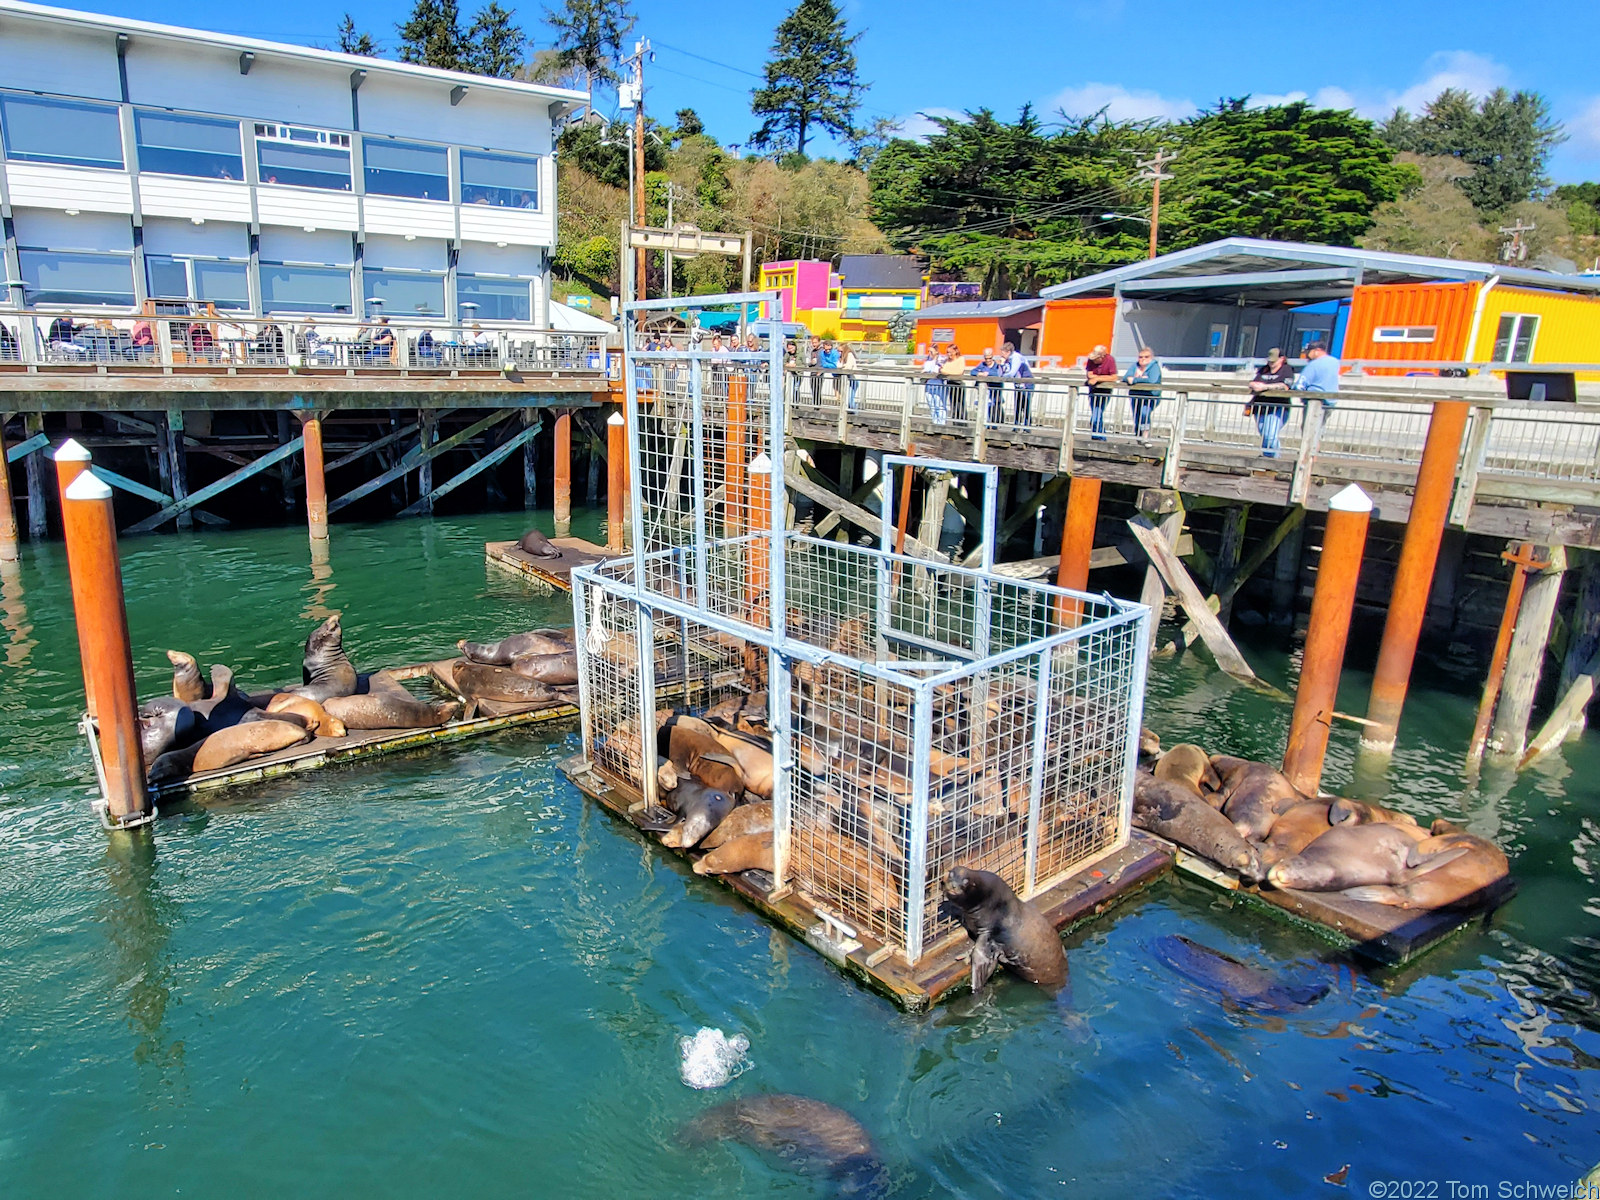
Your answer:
[652,39,764,79]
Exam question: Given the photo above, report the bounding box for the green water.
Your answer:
[1,513,1597,1198]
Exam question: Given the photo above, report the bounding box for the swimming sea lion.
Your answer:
[167,650,210,702]
[1265,822,1462,892]
[1150,935,1330,1012]
[1219,762,1308,840]
[659,714,746,796]
[516,528,564,559]
[1260,802,1334,863]
[1154,743,1222,797]
[457,628,573,666]
[1343,822,1510,910]
[1328,797,1420,828]
[509,650,579,685]
[291,615,358,703]
[452,661,571,707]
[265,693,347,738]
[682,1094,888,1198]
[138,697,200,764]
[1134,773,1264,881]
[701,800,773,849]
[147,717,312,782]
[693,832,775,876]
[640,779,736,849]
[941,865,1069,995]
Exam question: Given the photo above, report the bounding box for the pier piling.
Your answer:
[1490,545,1567,759]
[1283,484,1372,795]
[748,452,772,606]
[1054,474,1102,624]
[53,439,97,716]
[301,413,330,557]
[0,420,18,562]
[24,413,47,540]
[607,411,625,553]
[554,411,572,537]
[726,375,748,536]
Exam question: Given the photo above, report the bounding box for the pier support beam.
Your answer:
[417,411,437,514]
[1489,545,1567,759]
[1555,554,1600,737]
[53,439,96,715]
[1361,400,1471,753]
[1283,484,1372,796]
[165,410,192,532]
[1271,514,1306,624]
[553,411,572,537]
[607,411,626,553]
[1135,488,1183,651]
[301,412,329,558]
[0,419,18,562]
[1054,474,1101,625]
[523,408,538,509]
[726,374,748,536]
[24,413,46,540]
[1213,505,1249,625]
[748,452,772,609]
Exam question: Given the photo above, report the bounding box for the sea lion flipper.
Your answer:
[1341,885,1407,907]
[1404,844,1470,875]
[970,932,1002,994]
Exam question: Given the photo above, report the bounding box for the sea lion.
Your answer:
[941,865,1069,995]
[711,729,775,799]
[701,799,773,849]
[1139,727,1162,762]
[682,1094,887,1198]
[452,661,570,707]
[640,779,735,849]
[1343,821,1510,910]
[1328,797,1420,828]
[167,650,210,702]
[291,615,358,703]
[694,832,775,876]
[457,628,573,666]
[1260,802,1335,863]
[265,693,347,738]
[1266,822,1463,893]
[509,650,579,685]
[1219,762,1308,840]
[1154,743,1222,797]
[138,697,200,764]
[323,674,460,731]
[516,528,563,559]
[659,714,746,796]
[188,664,260,730]
[147,718,311,782]
[1150,935,1330,1012]
[1134,773,1264,881]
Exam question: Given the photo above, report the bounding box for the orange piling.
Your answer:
[0,420,17,562]
[1054,474,1102,625]
[553,411,572,537]
[1362,400,1471,752]
[747,451,771,607]
[54,439,99,716]
[607,411,626,553]
[1283,485,1372,795]
[62,470,149,823]
[301,412,329,559]
[1467,542,1545,769]
[725,374,748,536]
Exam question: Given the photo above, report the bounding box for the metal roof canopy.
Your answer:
[1040,237,1600,304]
[916,299,1044,320]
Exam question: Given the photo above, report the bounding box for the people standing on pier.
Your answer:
[922,346,949,424]
[972,348,1005,424]
[940,342,968,421]
[1297,342,1341,404]
[1123,346,1163,440]
[999,341,1034,427]
[818,337,841,408]
[837,341,859,409]
[1084,345,1119,440]
[807,334,825,405]
[1246,347,1295,457]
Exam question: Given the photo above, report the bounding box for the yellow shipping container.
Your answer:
[1466,285,1600,379]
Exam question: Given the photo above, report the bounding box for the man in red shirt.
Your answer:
[1084,345,1119,440]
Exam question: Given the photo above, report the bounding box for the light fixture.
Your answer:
[495,241,507,248]
[191,217,205,225]
[64,208,80,216]
[404,234,416,241]
[303,225,317,233]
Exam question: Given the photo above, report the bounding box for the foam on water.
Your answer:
[679,1027,752,1089]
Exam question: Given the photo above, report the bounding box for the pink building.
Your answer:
[758,260,841,329]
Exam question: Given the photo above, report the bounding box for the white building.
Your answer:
[0,0,585,325]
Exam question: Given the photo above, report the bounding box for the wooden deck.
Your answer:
[485,537,610,591]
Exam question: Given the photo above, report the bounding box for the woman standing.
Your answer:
[1123,346,1162,440]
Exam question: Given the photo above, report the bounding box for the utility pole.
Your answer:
[1137,149,1177,260]
[1499,218,1535,263]
[620,38,652,299]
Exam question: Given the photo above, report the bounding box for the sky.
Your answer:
[29,0,1600,183]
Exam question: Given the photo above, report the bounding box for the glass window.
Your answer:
[1,93,124,169]
[460,150,538,208]
[364,138,449,201]
[1491,313,1539,363]
[257,141,351,191]
[457,275,530,322]
[19,249,135,305]
[364,268,446,317]
[260,264,352,314]
[146,254,250,309]
[145,255,189,300]
[135,111,243,180]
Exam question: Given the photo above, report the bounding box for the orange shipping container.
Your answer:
[1342,282,1479,371]
[1039,298,1116,367]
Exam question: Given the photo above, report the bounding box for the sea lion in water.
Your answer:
[147,718,311,782]
[1328,797,1420,828]
[941,865,1069,995]
[138,697,200,764]
[1150,935,1330,1012]
[457,628,573,666]
[167,650,210,702]
[265,693,347,738]
[323,673,459,731]
[659,714,746,796]
[1266,821,1462,892]
[701,800,773,849]
[1154,743,1222,797]
[694,832,775,876]
[515,528,563,559]
[1343,821,1510,910]
[1134,773,1264,881]
[291,615,358,703]
[509,651,579,685]
[451,662,570,707]
[640,779,735,849]
[682,1094,888,1198]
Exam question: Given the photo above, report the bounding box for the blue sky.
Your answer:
[35,0,1600,182]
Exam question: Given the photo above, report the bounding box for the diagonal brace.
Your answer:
[398,418,541,516]
[329,410,512,514]
[125,437,304,533]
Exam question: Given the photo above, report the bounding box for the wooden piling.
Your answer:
[1054,474,1101,625]
[166,410,192,532]
[1362,400,1471,752]
[1213,505,1249,624]
[417,410,436,513]
[1555,554,1600,737]
[522,408,538,510]
[1490,545,1566,759]
[553,411,572,537]
[24,413,46,540]
[726,374,748,536]
[301,412,330,555]
[1135,489,1183,651]
[62,470,149,823]
[1271,515,1305,624]
[1283,484,1372,795]
[53,439,97,716]
[607,411,625,553]
[748,452,772,607]
[1467,542,1539,768]
[0,418,18,562]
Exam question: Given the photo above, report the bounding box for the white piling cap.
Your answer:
[54,438,91,462]
[64,469,112,502]
[607,412,625,426]
[749,451,772,473]
[1328,483,1373,513]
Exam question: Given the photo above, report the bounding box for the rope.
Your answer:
[586,583,613,655]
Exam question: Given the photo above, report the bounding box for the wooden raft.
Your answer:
[1165,843,1517,965]
[484,537,609,591]
[560,754,1173,1010]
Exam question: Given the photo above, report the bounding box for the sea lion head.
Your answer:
[942,865,1008,912]
[137,696,197,763]
[166,649,205,701]
[302,614,348,681]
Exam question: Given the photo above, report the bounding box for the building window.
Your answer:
[364,268,446,317]
[135,111,243,180]
[1372,325,1438,343]
[457,275,531,321]
[255,124,352,191]
[18,248,135,305]
[260,264,353,314]
[1491,313,1539,363]
[363,138,449,201]
[146,254,250,309]
[0,93,124,170]
[460,150,538,208]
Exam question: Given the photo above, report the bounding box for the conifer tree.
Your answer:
[543,0,636,96]
[337,13,377,56]
[465,3,525,78]
[749,0,865,160]
[398,0,466,71]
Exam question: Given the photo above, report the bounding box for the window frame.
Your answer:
[1491,313,1540,364]
[1371,325,1438,343]
[258,262,354,315]
[254,123,353,192]
[362,136,451,202]
[456,273,533,322]
[17,246,136,307]
[363,267,448,317]
[0,91,125,170]
[134,109,245,181]
[144,253,251,310]
[459,149,540,209]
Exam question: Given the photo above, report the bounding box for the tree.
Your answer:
[557,118,668,190]
[1554,183,1600,238]
[674,108,704,140]
[1164,99,1414,250]
[464,3,525,78]
[543,0,635,96]
[749,0,866,160]
[1381,88,1565,213]
[398,0,466,70]
[1359,154,1493,260]
[337,13,376,56]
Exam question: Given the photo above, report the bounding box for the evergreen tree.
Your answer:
[465,3,525,78]
[398,0,466,71]
[1380,88,1565,213]
[749,0,865,160]
[674,108,704,139]
[543,0,636,95]
[337,13,377,56]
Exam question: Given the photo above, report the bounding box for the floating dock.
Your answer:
[484,537,609,591]
[560,754,1173,1010]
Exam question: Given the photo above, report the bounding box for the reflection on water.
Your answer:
[1,556,33,672]
[300,553,336,622]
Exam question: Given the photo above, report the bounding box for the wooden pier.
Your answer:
[484,537,608,591]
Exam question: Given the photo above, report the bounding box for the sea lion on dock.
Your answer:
[147,717,312,782]
[291,615,359,703]
[138,697,200,764]
[659,714,746,797]
[639,779,736,849]
[265,693,347,738]
[941,865,1069,995]
[188,665,261,731]
[1154,743,1221,797]
[509,650,579,685]
[323,672,460,730]
[682,1094,888,1199]
[1343,821,1510,910]
[167,650,211,702]
[1265,822,1462,893]
[711,729,775,799]
[694,832,775,876]
[1134,773,1265,881]
[451,661,571,707]
[701,800,773,849]
[1218,762,1308,840]
[1328,797,1420,828]
[1150,935,1330,1012]
[457,628,573,666]
[1259,802,1335,863]
[1139,728,1162,762]
[516,528,563,559]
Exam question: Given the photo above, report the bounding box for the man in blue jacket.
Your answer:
[1297,342,1341,404]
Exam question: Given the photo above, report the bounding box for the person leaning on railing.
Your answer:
[1245,346,1295,458]
[1123,346,1163,441]
[940,342,968,421]
[999,341,1034,427]
[972,348,1005,424]
[1084,345,1119,440]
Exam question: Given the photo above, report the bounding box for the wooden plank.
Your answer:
[330,409,512,513]
[325,420,421,472]
[786,470,940,560]
[124,436,305,533]
[989,533,1195,579]
[1520,657,1597,767]
[90,465,228,527]
[399,417,541,516]
[1127,515,1259,682]
[4,431,48,463]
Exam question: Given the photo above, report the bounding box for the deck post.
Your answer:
[1489,545,1567,759]
[417,410,436,513]
[1361,400,1471,753]
[1283,484,1372,795]
[62,470,150,825]
[0,419,18,562]
[53,439,97,716]
[24,413,46,540]
[606,411,625,553]
[522,408,538,510]
[301,412,330,557]
[726,373,748,537]
[1054,474,1101,626]
[553,411,572,537]
[166,410,192,532]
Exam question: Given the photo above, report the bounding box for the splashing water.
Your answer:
[679,1027,753,1090]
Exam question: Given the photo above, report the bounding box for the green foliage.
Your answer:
[543,0,635,94]
[1359,153,1492,259]
[1165,100,1414,250]
[337,13,377,55]
[464,3,524,78]
[396,0,524,75]
[1380,89,1565,213]
[673,108,704,140]
[1554,183,1600,237]
[749,0,866,159]
[557,118,669,190]
[552,233,616,289]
